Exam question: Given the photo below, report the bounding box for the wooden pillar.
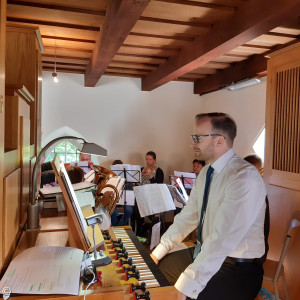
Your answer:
[0,0,6,273]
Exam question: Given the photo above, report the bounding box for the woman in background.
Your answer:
[141,151,164,184]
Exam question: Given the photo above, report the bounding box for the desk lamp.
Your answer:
[27,136,107,230]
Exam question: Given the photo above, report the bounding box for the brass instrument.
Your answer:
[92,165,119,215]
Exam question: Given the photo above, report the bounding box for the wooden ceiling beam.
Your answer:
[44,46,92,54]
[7,0,106,16]
[142,0,300,91]
[129,32,193,42]
[6,17,100,31]
[194,39,300,95]
[194,54,267,95]
[43,66,85,74]
[42,54,90,62]
[154,0,236,10]
[139,16,211,28]
[84,0,150,87]
[41,35,95,44]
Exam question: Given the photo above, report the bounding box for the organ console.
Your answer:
[5,158,178,299]
[9,225,178,300]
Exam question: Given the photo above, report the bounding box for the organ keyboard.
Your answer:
[109,227,170,288]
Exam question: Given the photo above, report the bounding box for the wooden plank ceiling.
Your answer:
[6,0,300,94]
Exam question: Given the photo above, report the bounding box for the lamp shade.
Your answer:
[81,142,107,157]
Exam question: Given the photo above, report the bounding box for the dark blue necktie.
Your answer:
[193,166,214,259]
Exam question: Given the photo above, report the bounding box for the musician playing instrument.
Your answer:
[151,113,266,300]
[141,151,164,184]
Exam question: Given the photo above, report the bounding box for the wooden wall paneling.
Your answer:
[264,42,300,300]
[3,168,20,267]
[19,116,31,226]
[35,48,42,155]
[4,95,18,152]
[265,185,300,300]
[0,0,6,273]
[6,25,44,146]
[6,26,37,100]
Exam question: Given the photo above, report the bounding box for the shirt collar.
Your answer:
[211,148,235,174]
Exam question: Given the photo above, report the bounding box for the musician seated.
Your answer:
[66,165,84,184]
[41,162,56,187]
[136,151,164,241]
[193,159,205,177]
[141,151,164,184]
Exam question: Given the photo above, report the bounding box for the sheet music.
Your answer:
[0,246,83,295]
[174,171,196,189]
[167,184,187,208]
[101,176,125,194]
[176,178,189,202]
[70,161,91,174]
[84,169,95,182]
[110,164,141,183]
[60,164,87,233]
[133,184,176,217]
[117,190,135,206]
[75,190,95,207]
[39,181,95,197]
[150,222,161,250]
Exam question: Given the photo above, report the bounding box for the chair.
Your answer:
[263,218,300,300]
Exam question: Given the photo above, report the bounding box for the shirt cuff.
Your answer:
[152,243,169,260]
[175,272,202,299]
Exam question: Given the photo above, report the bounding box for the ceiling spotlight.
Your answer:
[227,78,261,91]
[52,72,58,83]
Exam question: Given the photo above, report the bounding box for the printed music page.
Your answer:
[150,222,161,250]
[133,184,176,217]
[0,246,83,295]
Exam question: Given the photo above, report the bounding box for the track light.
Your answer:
[227,78,261,91]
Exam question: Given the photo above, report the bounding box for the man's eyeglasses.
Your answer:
[191,134,222,144]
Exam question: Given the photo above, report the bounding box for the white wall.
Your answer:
[198,78,267,158]
[42,72,266,180]
[42,72,202,179]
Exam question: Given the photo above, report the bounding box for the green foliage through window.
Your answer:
[45,141,80,163]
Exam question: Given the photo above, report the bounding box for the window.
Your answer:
[45,141,81,163]
[253,128,265,163]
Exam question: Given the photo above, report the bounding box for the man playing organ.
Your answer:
[151,113,266,300]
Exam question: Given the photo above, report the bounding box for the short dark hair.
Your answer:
[146,151,156,160]
[195,112,237,146]
[112,159,123,165]
[244,154,262,168]
[193,159,205,167]
[66,166,84,184]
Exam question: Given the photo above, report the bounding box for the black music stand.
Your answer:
[110,167,141,225]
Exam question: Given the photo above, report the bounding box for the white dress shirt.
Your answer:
[152,149,266,299]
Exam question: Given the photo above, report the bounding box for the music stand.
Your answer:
[110,165,141,206]
[51,154,104,252]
